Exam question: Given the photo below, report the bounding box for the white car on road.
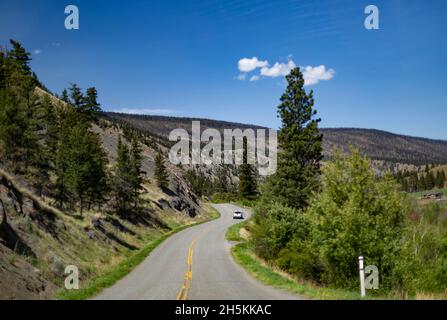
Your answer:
[233,211,244,219]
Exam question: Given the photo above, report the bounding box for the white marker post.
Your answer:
[358,256,366,297]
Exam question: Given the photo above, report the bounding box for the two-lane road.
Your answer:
[95,204,302,300]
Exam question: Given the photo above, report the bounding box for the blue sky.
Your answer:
[1,0,446,139]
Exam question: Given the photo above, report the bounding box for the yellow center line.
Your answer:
[176,225,215,300]
[176,239,196,300]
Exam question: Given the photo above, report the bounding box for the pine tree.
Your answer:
[60,89,69,103]
[213,165,232,194]
[238,137,258,199]
[129,137,144,208]
[83,87,101,122]
[65,124,108,215]
[263,67,323,209]
[426,172,435,190]
[114,136,133,213]
[8,40,31,76]
[0,64,39,172]
[436,170,446,189]
[28,95,54,196]
[154,150,169,190]
[69,83,84,109]
[0,49,6,89]
[417,173,426,191]
[401,177,409,192]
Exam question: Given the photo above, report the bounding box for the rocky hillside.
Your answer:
[105,113,447,166]
[0,95,207,299]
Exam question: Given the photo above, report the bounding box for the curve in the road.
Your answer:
[94,204,303,300]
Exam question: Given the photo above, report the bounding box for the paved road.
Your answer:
[95,204,302,300]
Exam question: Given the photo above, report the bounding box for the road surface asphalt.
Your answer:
[95,203,302,300]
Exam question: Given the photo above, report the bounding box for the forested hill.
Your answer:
[105,112,447,166]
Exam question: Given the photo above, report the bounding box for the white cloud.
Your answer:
[302,65,335,86]
[33,49,42,55]
[112,108,178,115]
[260,60,296,78]
[238,57,269,73]
[236,55,335,86]
[236,73,246,81]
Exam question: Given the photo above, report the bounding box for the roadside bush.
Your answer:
[393,219,447,296]
[252,201,308,261]
[275,237,321,281]
[306,149,406,290]
[252,148,447,296]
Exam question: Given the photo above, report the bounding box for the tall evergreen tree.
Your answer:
[65,124,108,215]
[83,87,101,122]
[60,89,69,103]
[129,137,144,208]
[8,40,31,76]
[436,170,446,189]
[238,137,258,199]
[263,67,323,209]
[69,83,84,109]
[154,150,169,190]
[0,65,39,172]
[113,136,133,213]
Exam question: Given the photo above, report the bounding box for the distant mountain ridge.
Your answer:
[104,112,447,165]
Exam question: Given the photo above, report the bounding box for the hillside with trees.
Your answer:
[0,40,209,299]
[105,114,447,167]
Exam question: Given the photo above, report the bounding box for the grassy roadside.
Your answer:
[57,206,220,300]
[226,220,366,300]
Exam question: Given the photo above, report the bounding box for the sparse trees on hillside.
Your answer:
[184,168,213,197]
[0,40,111,213]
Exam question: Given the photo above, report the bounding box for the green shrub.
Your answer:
[276,237,321,281]
[306,149,406,289]
[252,201,308,261]
[394,221,447,296]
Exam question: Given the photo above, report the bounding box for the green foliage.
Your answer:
[64,124,108,214]
[113,136,134,213]
[7,40,31,76]
[253,147,447,296]
[394,166,446,193]
[262,67,322,209]
[436,170,446,189]
[305,149,406,289]
[238,137,258,199]
[0,67,39,171]
[252,202,309,261]
[129,137,144,208]
[0,40,110,213]
[184,168,213,197]
[394,220,447,296]
[154,150,169,190]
